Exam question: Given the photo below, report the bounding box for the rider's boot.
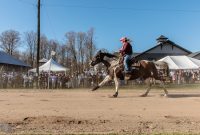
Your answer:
[124,70,132,80]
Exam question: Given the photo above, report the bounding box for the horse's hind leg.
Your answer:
[140,78,152,97]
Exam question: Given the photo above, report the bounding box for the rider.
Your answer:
[119,37,133,74]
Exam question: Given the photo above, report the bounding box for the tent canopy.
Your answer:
[158,55,200,70]
[39,58,48,63]
[29,58,69,72]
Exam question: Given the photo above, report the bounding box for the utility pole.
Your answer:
[36,0,40,88]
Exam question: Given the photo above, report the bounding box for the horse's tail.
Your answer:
[158,61,170,81]
[151,62,159,78]
[151,61,170,80]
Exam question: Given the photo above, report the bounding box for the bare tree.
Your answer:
[40,35,49,60]
[0,30,21,55]
[77,32,86,73]
[24,31,37,67]
[85,28,97,70]
[19,51,29,65]
[58,44,67,66]
[65,31,77,75]
[87,28,96,59]
[64,28,97,74]
[65,45,71,70]
[48,40,60,60]
[12,50,22,60]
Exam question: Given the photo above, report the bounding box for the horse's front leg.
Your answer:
[140,78,152,97]
[160,81,168,97]
[91,75,112,91]
[113,76,120,98]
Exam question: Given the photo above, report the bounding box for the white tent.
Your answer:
[158,55,200,70]
[39,58,48,63]
[29,58,69,72]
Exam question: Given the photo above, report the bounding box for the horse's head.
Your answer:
[90,50,105,66]
[90,50,118,66]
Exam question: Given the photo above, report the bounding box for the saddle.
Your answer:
[119,56,140,68]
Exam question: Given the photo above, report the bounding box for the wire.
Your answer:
[43,4,200,13]
[43,6,58,40]
[16,0,200,13]
[17,0,37,6]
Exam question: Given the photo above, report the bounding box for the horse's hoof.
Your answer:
[113,94,118,98]
[164,94,168,97]
[91,86,99,91]
[140,94,147,97]
[113,92,118,98]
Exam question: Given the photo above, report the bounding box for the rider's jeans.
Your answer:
[124,55,131,71]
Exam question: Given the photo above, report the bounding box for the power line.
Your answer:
[43,6,58,40]
[17,0,36,6]
[15,0,200,13]
[43,4,200,13]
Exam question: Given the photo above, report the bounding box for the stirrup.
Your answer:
[125,70,131,74]
[125,74,131,80]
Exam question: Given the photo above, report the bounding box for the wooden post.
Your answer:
[36,0,40,88]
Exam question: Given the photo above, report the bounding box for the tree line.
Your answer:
[0,28,97,74]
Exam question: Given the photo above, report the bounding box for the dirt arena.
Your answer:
[1,88,200,134]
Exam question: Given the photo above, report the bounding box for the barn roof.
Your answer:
[135,36,192,58]
[0,51,30,67]
[188,51,200,58]
[156,35,168,41]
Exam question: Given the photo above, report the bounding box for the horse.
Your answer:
[90,50,169,97]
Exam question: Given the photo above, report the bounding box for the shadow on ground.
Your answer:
[167,94,200,98]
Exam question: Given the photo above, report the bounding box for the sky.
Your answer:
[0,0,200,53]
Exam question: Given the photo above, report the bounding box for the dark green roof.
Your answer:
[0,51,30,67]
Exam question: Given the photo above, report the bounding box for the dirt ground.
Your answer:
[0,88,200,134]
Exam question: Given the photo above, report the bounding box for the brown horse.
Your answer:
[90,50,169,97]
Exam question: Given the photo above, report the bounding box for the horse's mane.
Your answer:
[104,52,118,58]
[103,52,119,65]
[99,51,119,67]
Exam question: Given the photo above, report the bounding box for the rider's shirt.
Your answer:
[119,42,133,56]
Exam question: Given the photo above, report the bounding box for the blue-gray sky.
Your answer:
[0,0,200,53]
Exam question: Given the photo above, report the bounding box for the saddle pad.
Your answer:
[132,62,140,67]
